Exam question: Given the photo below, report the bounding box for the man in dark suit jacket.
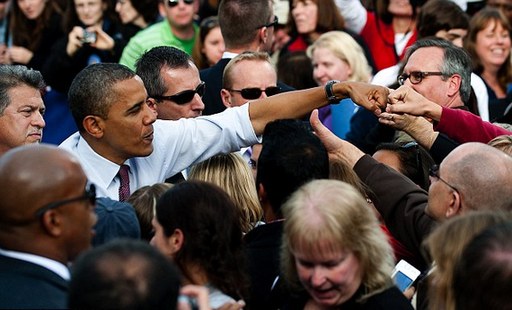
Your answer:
[201,0,294,115]
[0,144,97,309]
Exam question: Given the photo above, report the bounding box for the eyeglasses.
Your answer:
[35,183,97,218]
[397,71,445,86]
[167,0,194,7]
[255,16,279,29]
[153,82,206,105]
[428,165,459,192]
[228,86,281,100]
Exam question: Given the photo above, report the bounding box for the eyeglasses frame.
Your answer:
[397,71,446,86]
[35,183,97,218]
[152,81,206,105]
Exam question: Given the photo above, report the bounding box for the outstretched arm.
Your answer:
[249,81,389,135]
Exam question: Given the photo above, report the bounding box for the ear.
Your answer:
[445,190,462,218]
[158,2,166,16]
[83,115,105,139]
[258,27,269,51]
[40,210,63,237]
[221,89,233,108]
[447,74,462,98]
[169,228,184,255]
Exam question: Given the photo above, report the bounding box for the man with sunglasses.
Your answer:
[0,144,97,309]
[136,46,205,120]
[119,0,198,71]
[221,51,280,108]
[60,62,388,200]
[201,0,293,115]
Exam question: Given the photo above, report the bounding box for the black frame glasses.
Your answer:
[428,165,458,192]
[228,86,281,100]
[397,71,445,86]
[35,183,97,218]
[153,81,206,105]
[167,0,193,7]
[256,15,279,29]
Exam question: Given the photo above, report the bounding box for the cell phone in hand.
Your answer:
[391,259,421,292]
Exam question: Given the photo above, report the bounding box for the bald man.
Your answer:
[311,111,512,269]
[0,144,97,309]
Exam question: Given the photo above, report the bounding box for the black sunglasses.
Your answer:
[228,86,281,100]
[428,164,459,192]
[153,82,206,105]
[167,0,193,7]
[35,183,97,218]
[255,15,279,29]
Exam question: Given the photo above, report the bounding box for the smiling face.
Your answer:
[75,0,106,27]
[294,241,363,307]
[96,76,157,164]
[475,19,511,71]
[17,0,46,20]
[0,85,45,155]
[312,47,352,85]
[292,0,318,34]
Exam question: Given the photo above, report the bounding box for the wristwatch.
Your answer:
[325,80,341,104]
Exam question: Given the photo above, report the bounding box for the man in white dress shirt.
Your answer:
[60,62,389,200]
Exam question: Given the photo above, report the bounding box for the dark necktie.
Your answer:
[118,164,130,202]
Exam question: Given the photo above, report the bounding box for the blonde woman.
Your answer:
[307,31,372,138]
[188,152,263,234]
[277,179,413,309]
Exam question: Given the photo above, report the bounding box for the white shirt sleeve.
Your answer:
[334,0,368,34]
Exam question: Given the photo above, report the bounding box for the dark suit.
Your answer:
[0,255,68,309]
[200,58,295,116]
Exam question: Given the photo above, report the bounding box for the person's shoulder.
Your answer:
[130,21,166,41]
[363,286,414,309]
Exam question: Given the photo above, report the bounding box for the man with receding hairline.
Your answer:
[0,144,97,309]
[0,64,46,156]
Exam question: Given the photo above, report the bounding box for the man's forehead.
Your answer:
[405,47,443,70]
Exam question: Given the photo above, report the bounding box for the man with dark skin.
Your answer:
[0,144,97,309]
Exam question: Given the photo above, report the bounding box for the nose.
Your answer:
[310,266,327,287]
[33,111,46,128]
[143,102,157,125]
[192,95,205,111]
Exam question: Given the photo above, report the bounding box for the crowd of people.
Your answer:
[0,0,511,309]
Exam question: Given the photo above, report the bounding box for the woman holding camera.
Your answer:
[42,0,125,94]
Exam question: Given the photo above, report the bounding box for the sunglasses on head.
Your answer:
[35,183,97,218]
[153,81,206,105]
[228,86,281,100]
[167,0,194,7]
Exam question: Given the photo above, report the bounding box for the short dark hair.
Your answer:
[453,222,512,310]
[218,0,273,48]
[68,63,136,132]
[135,46,193,98]
[256,119,329,217]
[155,181,248,300]
[0,65,45,115]
[68,239,181,310]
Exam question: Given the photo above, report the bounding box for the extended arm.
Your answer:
[249,81,388,135]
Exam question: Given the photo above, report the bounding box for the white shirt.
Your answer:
[0,248,70,280]
[60,104,259,199]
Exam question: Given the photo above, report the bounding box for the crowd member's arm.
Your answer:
[310,110,434,269]
[379,112,438,150]
[387,85,512,143]
[249,81,388,134]
[334,0,367,34]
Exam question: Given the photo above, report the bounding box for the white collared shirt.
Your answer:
[60,104,259,200]
[0,248,70,281]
